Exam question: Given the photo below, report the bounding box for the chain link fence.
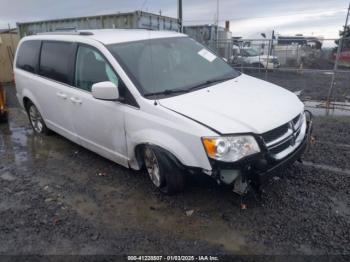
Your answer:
[205,37,350,115]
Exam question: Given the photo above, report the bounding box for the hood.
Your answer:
[159,74,304,134]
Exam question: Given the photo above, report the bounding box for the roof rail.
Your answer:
[36,31,94,36]
[55,27,77,31]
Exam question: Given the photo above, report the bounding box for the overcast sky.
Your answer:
[0,0,348,39]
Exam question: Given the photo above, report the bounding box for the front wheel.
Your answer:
[26,102,50,135]
[252,62,265,69]
[143,146,185,195]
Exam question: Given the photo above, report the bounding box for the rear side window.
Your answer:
[39,41,73,84]
[16,40,41,73]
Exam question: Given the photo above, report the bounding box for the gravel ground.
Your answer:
[0,84,350,259]
[246,70,350,102]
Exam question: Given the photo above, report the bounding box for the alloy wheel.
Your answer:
[29,105,44,133]
[144,147,162,187]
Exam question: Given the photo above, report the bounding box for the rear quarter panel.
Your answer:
[14,68,44,114]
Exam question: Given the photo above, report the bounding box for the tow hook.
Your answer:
[232,174,248,195]
[235,176,262,210]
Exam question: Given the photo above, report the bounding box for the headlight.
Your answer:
[202,135,260,162]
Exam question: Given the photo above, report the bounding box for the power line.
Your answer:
[326,1,350,106]
[139,0,148,11]
[182,8,348,23]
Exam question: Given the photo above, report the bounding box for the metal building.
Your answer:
[183,24,233,59]
[17,11,180,38]
[0,28,18,82]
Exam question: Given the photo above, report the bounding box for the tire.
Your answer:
[252,62,265,69]
[143,146,185,195]
[26,101,50,135]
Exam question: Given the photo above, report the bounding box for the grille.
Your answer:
[269,139,291,155]
[261,113,304,159]
[293,114,301,128]
[262,123,289,144]
[293,114,300,124]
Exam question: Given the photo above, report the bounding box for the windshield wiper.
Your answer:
[186,75,235,92]
[144,76,235,98]
[144,88,190,97]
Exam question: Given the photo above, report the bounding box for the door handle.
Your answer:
[57,92,67,99]
[70,97,82,104]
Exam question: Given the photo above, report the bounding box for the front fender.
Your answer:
[127,128,211,171]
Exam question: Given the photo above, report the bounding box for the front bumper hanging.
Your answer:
[256,110,313,182]
[212,110,313,187]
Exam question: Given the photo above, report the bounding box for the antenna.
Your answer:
[140,0,148,11]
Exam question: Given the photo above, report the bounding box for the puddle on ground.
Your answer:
[304,100,350,117]
[1,108,257,254]
[46,175,251,253]
[0,109,76,169]
[63,186,250,254]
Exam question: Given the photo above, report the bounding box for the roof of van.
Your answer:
[24,29,187,45]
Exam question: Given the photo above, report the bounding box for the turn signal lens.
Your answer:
[202,138,217,158]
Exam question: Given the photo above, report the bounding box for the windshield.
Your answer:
[108,37,240,98]
[241,48,259,57]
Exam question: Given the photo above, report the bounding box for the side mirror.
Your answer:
[92,81,119,101]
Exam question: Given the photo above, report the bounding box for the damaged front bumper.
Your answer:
[211,111,313,192]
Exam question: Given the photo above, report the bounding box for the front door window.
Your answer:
[75,46,119,92]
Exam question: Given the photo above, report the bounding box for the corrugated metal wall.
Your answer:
[183,25,233,59]
[0,33,19,82]
[17,11,179,38]
[183,25,217,45]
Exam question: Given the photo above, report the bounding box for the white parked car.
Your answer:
[232,47,280,70]
[14,30,312,195]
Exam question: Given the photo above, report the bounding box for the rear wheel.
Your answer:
[143,146,185,195]
[26,102,50,135]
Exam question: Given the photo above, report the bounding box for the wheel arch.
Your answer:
[127,130,210,171]
[21,89,43,115]
[23,96,31,111]
[134,143,184,171]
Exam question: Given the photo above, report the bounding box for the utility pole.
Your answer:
[216,0,220,50]
[178,0,183,32]
[270,30,275,56]
[216,0,219,26]
[8,23,15,59]
[327,2,350,108]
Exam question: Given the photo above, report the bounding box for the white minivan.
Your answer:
[14,29,312,195]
